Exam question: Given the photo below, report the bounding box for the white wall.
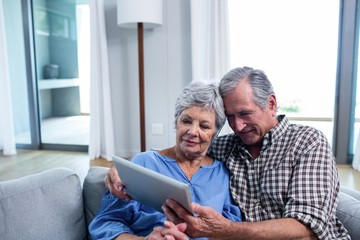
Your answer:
[104,0,192,157]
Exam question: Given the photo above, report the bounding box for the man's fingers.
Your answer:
[165,199,193,221]
[104,167,131,201]
[175,222,187,232]
[103,168,132,201]
[189,202,211,217]
[162,205,183,224]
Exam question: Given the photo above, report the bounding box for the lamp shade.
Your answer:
[117,0,163,29]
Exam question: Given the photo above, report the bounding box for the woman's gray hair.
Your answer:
[174,80,226,137]
[219,67,275,110]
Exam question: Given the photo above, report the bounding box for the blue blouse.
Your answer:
[89,151,242,240]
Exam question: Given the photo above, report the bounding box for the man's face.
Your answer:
[223,80,277,146]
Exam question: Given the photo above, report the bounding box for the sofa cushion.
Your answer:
[0,167,86,240]
[83,166,109,227]
[340,186,360,200]
[337,191,360,240]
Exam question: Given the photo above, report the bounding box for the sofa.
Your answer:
[0,166,359,240]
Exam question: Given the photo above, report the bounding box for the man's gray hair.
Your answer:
[219,67,275,110]
[174,80,226,137]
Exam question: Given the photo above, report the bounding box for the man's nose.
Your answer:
[234,118,246,132]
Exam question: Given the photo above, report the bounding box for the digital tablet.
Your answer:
[113,155,192,213]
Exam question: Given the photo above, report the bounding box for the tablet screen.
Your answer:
[113,155,192,213]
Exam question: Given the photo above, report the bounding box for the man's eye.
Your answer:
[239,112,251,116]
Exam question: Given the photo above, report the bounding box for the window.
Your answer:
[228,0,360,164]
[352,6,360,155]
[228,0,339,146]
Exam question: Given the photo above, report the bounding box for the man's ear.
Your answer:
[268,95,277,114]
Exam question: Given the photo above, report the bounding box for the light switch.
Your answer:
[152,123,164,135]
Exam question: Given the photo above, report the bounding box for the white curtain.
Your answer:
[190,0,232,136]
[353,129,360,171]
[0,0,16,156]
[88,0,115,160]
[190,0,230,82]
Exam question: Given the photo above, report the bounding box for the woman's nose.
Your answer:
[187,124,199,135]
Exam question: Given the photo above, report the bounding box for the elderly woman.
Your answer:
[89,81,242,240]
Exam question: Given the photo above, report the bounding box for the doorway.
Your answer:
[33,0,90,147]
[4,0,90,151]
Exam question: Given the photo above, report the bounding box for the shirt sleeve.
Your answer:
[222,190,243,222]
[208,134,237,161]
[89,191,165,240]
[283,129,340,240]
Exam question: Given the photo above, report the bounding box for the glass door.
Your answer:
[4,0,90,151]
[32,0,90,149]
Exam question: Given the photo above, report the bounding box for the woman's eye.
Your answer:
[182,119,191,124]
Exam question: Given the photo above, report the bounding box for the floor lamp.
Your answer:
[117,0,163,152]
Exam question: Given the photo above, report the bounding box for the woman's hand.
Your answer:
[104,165,131,201]
[145,221,189,240]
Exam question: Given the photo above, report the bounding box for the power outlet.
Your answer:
[152,123,164,135]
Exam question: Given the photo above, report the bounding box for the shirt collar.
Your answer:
[236,114,289,153]
[269,115,289,140]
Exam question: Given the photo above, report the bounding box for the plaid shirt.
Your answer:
[209,115,350,240]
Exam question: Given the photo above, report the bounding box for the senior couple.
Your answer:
[89,67,350,240]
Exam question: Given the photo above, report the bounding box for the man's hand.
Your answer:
[146,221,189,240]
[104,166,131,201]
[164,199,317,240]
[163,199,232,239]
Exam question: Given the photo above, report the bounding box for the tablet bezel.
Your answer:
[113,155,192,213]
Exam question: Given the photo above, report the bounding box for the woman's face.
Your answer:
[175,106,217,159]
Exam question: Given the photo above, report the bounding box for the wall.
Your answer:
[104,0,192,157]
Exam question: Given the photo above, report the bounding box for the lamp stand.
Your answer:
[137,22,146,152]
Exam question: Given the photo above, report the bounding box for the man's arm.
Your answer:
[104,165,132,201]
[164,200,317,240]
